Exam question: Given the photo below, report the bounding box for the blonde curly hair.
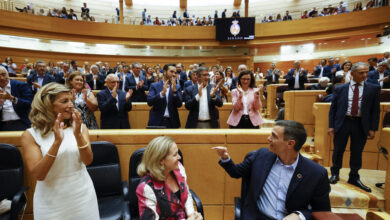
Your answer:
[29,82,72,137]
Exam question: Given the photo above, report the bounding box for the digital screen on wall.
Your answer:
[215,17,255,41]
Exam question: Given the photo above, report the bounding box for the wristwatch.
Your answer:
[292,211,305,220]
[12,96,18,104]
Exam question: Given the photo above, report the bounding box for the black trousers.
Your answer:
[230,115,259,129]
[0,120,28,131]
[331,117,367,181]
[159,117,174,128]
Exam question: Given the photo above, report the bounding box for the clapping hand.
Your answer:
[210,83,217,98]
[254,84,263,96]
[211,146,229,160]
[162,81,169,96]
[82,89,88,102]
[53,113,65,143]
[72,109,82,136]
[71,89,77,101]
[187,211,203,220]
[111,84,118,98]
[198,83,204,97]
[126,89,133,102]
[33,82,41,89]
[171,78,177,93]
[0,90,13,101]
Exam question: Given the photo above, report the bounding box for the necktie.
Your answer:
[351,84,360,116]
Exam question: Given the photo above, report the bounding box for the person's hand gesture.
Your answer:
[93,75,98,81]
[162,81,169,96]
[112,84,118,98]
[126,89,133,102]
[33,82,41,89]
[328,128,334,136]
[254,84,263,96]
[210,83,217,98]
[82,89,88,102]
[72,109,82,137]
[53,113,65,143]
[187,211,203,220]
[139,80,144,88]
[198,83,204,97]
[171,78,177,93]
[1,91,13,100]
[211,146,230,160]
[237,85,243,97]
[71,89,77,101]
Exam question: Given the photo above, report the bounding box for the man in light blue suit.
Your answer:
[147,63,182,128]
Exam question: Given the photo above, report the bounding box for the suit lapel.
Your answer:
[286,155,305,201]
[341,83,349,113]
[254,153,277,198]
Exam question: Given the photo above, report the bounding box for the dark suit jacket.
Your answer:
[125,74,148,102]
[323,65,340,80]
[147,81,182,128]
[285,68,308,90]
[179,71,188,89]
[313,65,331,79]
[230,77,238,91]
[219,148,331,220]
[27,73,56,94]
[184,84,223,128]
[0,80,33,127]
[329,82,380,135]
[265,69,280,86]
[367,70,390,89]
[86,73,105,90]
[97,88,132,129]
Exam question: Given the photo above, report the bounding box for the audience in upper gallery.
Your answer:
[367,61,390,89]
[283,10,292,21]
[21,82,99,219]
[86,64,105,90]
[136,136,203,220]
[2,57,18,77]
[65,71,98,129]
[184,66,223,128]
[97,74,133,129]
[310,77,330,90]
[285,60,308,90]
[27,60,56,95]
[368,57,378,71]
[227,70,263,129]
[0,66,32,131]
[147,63,182,128]
[125,62,148,102]
[336,60,352,83]
[213,120,331,219]
[81,2,90,19]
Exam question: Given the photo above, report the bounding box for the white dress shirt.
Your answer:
[134,76,140,85]
[160,85,170,117]
[347,80,364,116]
[319,67,324,78]
[195,84,210,120]
[1,82,20,121]
[242,90,249,115]
[294,70,300,89]
[379,72,384,88]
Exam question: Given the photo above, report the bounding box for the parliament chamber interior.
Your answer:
[0,0,390,219]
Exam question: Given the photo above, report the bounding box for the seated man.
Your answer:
[97,74,133,129]
[0,66,33,131]
[213,120,331,220]
[285,60,308,90]
[311,77,330,90]
[185,66,223,128]
[367,61,390,89]
[147,63,182,128]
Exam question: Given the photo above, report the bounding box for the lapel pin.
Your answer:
[297,173,302,179]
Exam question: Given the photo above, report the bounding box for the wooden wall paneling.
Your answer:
[382,128,390,212]
[266,84,287,118]
[313,103,332,166]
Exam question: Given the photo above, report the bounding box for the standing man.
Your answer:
[0,66,33,131]
[185,66,223,128]
[367,61,390,89]
[282,10,292,21]
[97,74,133,129]
[379,51,389,63]
[27,60,55,94]
[213,120,331,219]
[285,60,308,90]
[313,59,328,78]
[222,9,227,18]
[55,62,71,84]
[324,58,340,80]
[86,64,105,90]
[265,62,280,87]
[147,64,182,128]
[328,62,380,192]
[176,63,188,89]
[125,62,148,102]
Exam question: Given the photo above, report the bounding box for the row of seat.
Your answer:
[0,142,204,220]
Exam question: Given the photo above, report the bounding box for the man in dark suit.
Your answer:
[222,9,227,18]
[125,62,148,102]
[184,66,223,128]
[264,62,280,87]
[379,51,389,63]
[27,60,55,95]
[97,74,133,129]
[323,58,340,81]
[176,63,188,89]
[213,120,331,220]
[313,59,328,78]
[230,64,247,91]
[311,77,330,90]
[55,62,71,84]
[0,66,33,131]
[367,61,390,89]
[368,57,378,72]
[282,10,292,21]
[328,62,380,192]
[147,63,182,128]
[285,60,308,90]
[86,64,105,90]
[183,71,198,102]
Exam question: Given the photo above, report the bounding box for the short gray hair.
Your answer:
[35,60,46,66]
[90,64,98,71]
[0,66,8,75]
[351,62,368,72]
[378,61,388,67]
[319,77,330,83]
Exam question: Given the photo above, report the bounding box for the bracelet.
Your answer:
[47,153,56,158]
[78,143,89,149]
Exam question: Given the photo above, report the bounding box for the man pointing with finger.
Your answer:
[213,120,331,220]
[147,63,182,128]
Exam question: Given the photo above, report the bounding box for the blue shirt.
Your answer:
[257,154,300,220]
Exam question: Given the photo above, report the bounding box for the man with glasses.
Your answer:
[184,66,223,128]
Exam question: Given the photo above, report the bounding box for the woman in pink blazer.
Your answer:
[227,70,264,128]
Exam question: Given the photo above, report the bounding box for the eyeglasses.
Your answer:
[201,74,209,77]
[240,78,251,81]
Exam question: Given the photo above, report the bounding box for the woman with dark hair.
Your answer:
[145,66,157,89]
[336,61,352,83]
[227,70,263,128]
[224,67,233,89]
[211,71,228,102]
